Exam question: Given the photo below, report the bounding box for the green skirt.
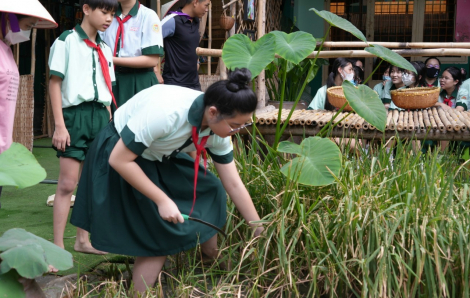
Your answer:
[70,122,227,257]
[112,71,158,113]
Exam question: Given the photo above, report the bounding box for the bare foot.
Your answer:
[74,243,108,255]
[18,278,47,298]
[48,264,59,273]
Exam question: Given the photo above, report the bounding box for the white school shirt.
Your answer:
[113,84,233,163]
[438,87,469,110]
[308,85,327,110]
[48,24,115,108]
[100,2,164,57]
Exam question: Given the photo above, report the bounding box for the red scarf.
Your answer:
[443,96,454,107]
[113,3,140,57]
[189,126,209,216]
[83,39,118,109]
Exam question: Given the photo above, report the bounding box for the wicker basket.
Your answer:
[326,86,353,111]
[12,75,34,151]
[219,11,235,31]
[391,87,440,110]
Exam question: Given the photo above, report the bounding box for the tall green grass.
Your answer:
[68,137,470,297]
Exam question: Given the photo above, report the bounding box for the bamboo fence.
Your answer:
[245,108,470,141]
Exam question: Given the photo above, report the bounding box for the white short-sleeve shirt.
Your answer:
[48,24,115,108]
[113,85,233,163]
[100,2,164,57]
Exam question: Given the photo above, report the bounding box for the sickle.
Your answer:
[182,214,227,237]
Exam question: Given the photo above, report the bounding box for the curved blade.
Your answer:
[188,217,227,238]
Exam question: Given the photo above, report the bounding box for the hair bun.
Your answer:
[227,68,252,92]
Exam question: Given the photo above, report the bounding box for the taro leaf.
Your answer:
[278,137,341,186]
[0,244,49,279]
[0,270,25,298]
[0,143,46,188]
[310,8,367,43]
[342,80,387,132]
[222,33,276,78]
[269,31,316,65]
[365,44,415,73]
[0,229,73,278]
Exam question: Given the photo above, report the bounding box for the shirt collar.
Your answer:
[176,9,199,23]
[74,24,102,44]
[116,1,139,17]
[188,94,211,134]
[440,87,458,99]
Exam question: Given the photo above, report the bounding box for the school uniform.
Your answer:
[49,24,115,161]
[373,82,386,99]
[161,10,201,90]
[307,85,328,110]
[70,84,233,256]
[424,78,440,88]
[100,1,164,111]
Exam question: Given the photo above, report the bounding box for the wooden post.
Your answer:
[256,0,266,108]
[156,0,161,18]
[208,1,212,75]
[30,29,37,77]
[364,0,374,82]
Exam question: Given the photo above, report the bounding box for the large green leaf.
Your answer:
[222,33,276,78]
[0,229,73,278]
[310,8,367,43]
[278,137,341,186]
[0,270,25,298]
[0,143,46,188]
[342,80,387,132]
[269,31,316,65]
[0,244,49,279]
[365,44,415,73]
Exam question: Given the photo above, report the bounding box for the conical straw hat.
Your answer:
[161,0,185,19]
[0,0,57,29]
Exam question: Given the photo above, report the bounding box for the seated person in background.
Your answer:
[382,65,406,110]
[435,67,468,111]
[383,62,423,111]
[353,65,364,85]
[421,57,441,87]
[373,65,391,99]
[308,58,354,110]
[353,58,364,71]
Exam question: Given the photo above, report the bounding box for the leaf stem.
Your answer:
[363,59,383,85]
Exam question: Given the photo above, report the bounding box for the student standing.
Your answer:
[49,0,118,253]
[161,0,209,90]
[100,0,163,112]
[70,68,262,294]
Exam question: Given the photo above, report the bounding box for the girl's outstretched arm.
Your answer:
[109,139,184,224]
[215,161,263,236]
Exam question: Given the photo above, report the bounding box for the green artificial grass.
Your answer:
[0,138,126,275]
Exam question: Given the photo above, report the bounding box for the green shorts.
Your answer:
[55,101,110,161]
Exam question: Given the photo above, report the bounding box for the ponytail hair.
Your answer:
[204,68,257,117]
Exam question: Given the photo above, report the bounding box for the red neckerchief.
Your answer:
[189,126,209,216]
[443,95,454,107]
[113,2,140,57]
[83,39,118,109]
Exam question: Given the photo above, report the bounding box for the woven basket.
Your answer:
[219,11,235,31]
[391,86,440,110]
[326,86,353,111]
[12,75,34,151]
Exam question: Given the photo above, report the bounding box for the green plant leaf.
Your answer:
[0,270,25,298]
[0,229,73,278]
[0,143,46,188]
[222,33,276,78]
[365,44,415,73]
[0,244,49,279]
[279,137,341,186]
[342,80,387,132]
[310,8,367,42]
[278,141,303,155]
[270,31,316,65]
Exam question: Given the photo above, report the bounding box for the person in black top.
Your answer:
[161,0,209,90]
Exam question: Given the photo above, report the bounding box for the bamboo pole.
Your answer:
[397,111,404,131]
[256,0,266,108]
[448,109,466,131]
[385,111,393,130]
[355,117,365,130]
[208,2,212,76]
[430,114,438,130]
[437,108,453,131]
[30,29,37,77]
[423,109,431,129]
[222,0,237,9]
[455,110,470,130]
[318,41,470,49]
[391,109,399,130]
[156,0,161,17]
[432,107,445,132]
[445,110,461,131]
[196,47,470,59]
[413,110,419,131]
[404,110,409,131]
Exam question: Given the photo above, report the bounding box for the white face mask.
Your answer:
[4,28,31,45]
[402,73,416,87]
[340,70,355,82]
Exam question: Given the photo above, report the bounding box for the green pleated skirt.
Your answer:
[70,122,227,257]
[111,71,158,113]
